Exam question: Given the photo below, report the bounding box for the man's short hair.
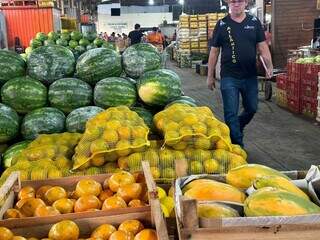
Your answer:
[135,24,140,29]
[152,27,157,32]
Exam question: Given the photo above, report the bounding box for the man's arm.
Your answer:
[207,47,220,90]
[257,41,273,78]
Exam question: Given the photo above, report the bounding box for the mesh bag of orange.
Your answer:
[72,106,150,171]
[153,103,232,151]
[0,133,82,182]
[118,141,247,181]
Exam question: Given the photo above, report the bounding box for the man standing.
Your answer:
[207,0,273,148]
[128,24,143,45]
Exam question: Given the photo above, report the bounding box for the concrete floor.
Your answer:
[167,60,320,171]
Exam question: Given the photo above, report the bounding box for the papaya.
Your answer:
[182,179,219,193]
[183,180,246,203]
[198,203,240,218]
[253,175,309,200]
[244,187,320,217]
[226,164,290,189]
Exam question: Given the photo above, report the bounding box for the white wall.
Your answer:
[97,12,173,34]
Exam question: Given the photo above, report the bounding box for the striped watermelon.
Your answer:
[21,107,66,140]
[131,107,155,132]
[0,104,19,143]
[137,69,182,106]
[165,96,197,108]
[1,76,47,114]
[66,106,104,133]
[122,43,161,79]
[2,140,31,168]
[76,48,122,84]
[48,78,93,113]
[0,50,26,85]
[94,77,137,108]
[27,45,75,85]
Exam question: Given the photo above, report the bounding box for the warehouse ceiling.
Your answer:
[99,0,228,14]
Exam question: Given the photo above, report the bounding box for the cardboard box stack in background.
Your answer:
[176,13,227,68]
[177,15,191,68]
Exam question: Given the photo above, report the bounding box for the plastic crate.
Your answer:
[276,73,288,90]
[276,88,287,108]
[301,95,317,118]
[301,82,318,98]
[301,64,320,84]
[287,95,301,114]
[287,62,301,82]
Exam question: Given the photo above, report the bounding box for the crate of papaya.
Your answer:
[0,169,169,239]
[174,164,320,240]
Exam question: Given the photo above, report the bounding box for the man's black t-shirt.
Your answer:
[128,30,143,45]
[210,14,266,79]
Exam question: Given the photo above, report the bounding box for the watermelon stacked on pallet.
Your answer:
[23,30,115,61]
[0,42,196,179]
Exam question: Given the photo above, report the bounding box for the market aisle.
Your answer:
[167,60,320,171]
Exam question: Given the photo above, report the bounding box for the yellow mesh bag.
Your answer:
[0,133,82,183]
[119,141,247,182]
[153,104,232,150]
[72,106,150,170]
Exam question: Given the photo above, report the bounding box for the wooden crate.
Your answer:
[174,171,320,240]
[0,171,169,240]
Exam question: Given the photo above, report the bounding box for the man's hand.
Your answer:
[207,76,216,90]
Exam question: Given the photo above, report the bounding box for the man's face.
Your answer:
[228,0,248,16]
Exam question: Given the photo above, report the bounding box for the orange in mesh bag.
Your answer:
[153,103,232,151]
[12,133,82,164]
[72,106,150,170]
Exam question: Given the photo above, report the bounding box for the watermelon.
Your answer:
[21,107,66,140]
[124,77,137,85]
[66,106,104,133]
[94,77,137,108]
[75,45,86,54]
[36,32,48,42]
[69,40,79,48]
[44,39,55,46]
[1,76,47,114]
[122,43,161,79]
[76,48,122,84]
[165,96,197,108]
[131,107,155,132]
[61,32,71,41]
[30,39,42,49]
[0,50,26,85]
[25,47,33,55]
[27,45,75,85]
[56,39,68,47]
[86,44,96,51]
[137,69,182,106]
[2,140,31,168]
[48,31,59,41]
[84,31,97,42]
[79,38,90,47]
[0,104,19,143]
[48,78,93,113]
[71,31,83,41]
[102,41,116,50]
[20,53,27,61]
[93,38,104,47]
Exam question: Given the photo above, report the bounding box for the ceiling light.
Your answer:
[179,0,184,5]
[149,0,154,5]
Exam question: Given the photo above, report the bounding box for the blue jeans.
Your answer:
[220,76,258,147]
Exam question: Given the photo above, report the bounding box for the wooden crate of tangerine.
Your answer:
[0,170,169,239]
[174,166,320,240]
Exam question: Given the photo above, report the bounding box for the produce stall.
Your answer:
[0,29,320,240]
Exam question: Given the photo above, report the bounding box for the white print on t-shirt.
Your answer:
[244,25,255,30]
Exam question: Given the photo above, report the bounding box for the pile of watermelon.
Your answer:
[0,42,197,170]
[22,30,116,61]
